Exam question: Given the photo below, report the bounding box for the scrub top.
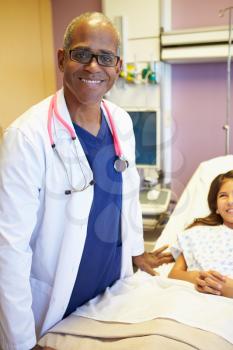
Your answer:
[64,112,122,317]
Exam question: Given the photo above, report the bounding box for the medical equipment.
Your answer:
[219,7,233,155]
[47,94,129,195]
[126,110,159,169]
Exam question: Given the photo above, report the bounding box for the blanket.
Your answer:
[39,316,233,350]
[73,271,233,344]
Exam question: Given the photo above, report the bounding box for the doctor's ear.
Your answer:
[57,49,66,72]
[117,58,123,76]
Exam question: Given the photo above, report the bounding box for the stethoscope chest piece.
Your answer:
[114,156,129,173]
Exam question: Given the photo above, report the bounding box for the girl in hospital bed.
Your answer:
[169,170,233,298]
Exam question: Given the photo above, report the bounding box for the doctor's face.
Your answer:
[58,20,122,108]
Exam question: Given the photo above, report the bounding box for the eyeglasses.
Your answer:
[69,48,120,67]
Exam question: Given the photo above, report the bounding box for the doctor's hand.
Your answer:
[132,245,174,276]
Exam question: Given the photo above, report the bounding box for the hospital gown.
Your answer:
[171,225,233,278]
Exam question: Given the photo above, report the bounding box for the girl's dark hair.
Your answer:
[187,170,233,229]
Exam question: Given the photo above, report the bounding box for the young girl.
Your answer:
[169,170,233,298]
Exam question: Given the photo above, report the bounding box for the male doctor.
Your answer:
[0,12,173,350]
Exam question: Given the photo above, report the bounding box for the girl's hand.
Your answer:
[195,270,226,295]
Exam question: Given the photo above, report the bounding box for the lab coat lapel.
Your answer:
[53,90,93,188]
[101,100,142,277]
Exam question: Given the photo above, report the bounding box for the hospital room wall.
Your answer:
[170,0,233,199]
[0,0,56,132]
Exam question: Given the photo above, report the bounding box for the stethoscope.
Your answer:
[47,94,129,195]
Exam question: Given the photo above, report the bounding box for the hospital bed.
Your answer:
[39,155,233,350]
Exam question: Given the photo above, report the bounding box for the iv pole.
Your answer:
[219,7,233,155]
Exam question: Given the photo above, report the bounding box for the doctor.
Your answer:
[0,12,173,350]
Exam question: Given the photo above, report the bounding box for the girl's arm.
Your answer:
[168,254,200,283]
[168,250,233,297]
[169,256,228,296]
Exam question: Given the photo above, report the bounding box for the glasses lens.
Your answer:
[70,49,92,64]
[70,49,119,67]
[98,54,118,67]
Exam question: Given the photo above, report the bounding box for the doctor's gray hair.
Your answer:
[63,12,121,54]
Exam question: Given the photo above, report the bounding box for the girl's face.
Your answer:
[217,179,233,229]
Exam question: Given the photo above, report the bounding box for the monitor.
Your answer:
[127,110,160,169]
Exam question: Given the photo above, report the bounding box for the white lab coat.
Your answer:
[0,89,144,350]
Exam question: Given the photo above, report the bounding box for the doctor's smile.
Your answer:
[77,73,107,87]
[79,78,103,85]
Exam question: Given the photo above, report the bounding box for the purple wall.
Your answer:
[171,0,233,198]
[51,0,102,88]
[171,63,233,197]
[172,0,233,29]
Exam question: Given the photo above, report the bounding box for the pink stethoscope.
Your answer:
[47,94,128,195]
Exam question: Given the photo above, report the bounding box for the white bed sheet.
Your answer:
[73,271,233,344]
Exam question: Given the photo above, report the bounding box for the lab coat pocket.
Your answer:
[30,277,52,336]
[121,165,142,248]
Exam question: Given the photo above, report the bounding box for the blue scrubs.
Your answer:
[64,112,122,318]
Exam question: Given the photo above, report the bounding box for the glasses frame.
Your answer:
[69,49,120,67]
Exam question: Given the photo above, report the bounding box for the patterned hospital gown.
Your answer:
[171,225,233,278]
